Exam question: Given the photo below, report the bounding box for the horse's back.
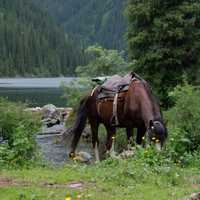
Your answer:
[101,73,133,92]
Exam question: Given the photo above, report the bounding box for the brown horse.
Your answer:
[69,74,167,161]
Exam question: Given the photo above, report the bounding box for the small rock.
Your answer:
[42,104,59,119]
[182,193,200,200]
[42,118,60,128]
[119,148,135,159]
[73,151,92,163]
[42,104,61,127]
[68,182,83,189]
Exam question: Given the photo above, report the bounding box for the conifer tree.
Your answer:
[126,0,200,102]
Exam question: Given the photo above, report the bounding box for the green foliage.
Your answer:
[61,78,94,108]
[1,158,199,200]
[165,83,200,160]
[76,45,131,77]
[125,0,200,102]
[33,0,126,50]
[0,98,41,166]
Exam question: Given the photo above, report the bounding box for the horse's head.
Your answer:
[147,120,167,150]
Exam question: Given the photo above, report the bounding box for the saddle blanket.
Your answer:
[97,73,135,99]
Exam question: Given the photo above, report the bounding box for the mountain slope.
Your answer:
[33,0,126,50]
[0,0,85,76]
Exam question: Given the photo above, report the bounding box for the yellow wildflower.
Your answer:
[142,136,145,140]
[65,196,72,200]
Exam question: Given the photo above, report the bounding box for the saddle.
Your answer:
[95,72,139,126]
[97,73,134,99]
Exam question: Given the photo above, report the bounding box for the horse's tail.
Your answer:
[69,95,90,157]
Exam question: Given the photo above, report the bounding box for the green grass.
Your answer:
[0,158,199,200]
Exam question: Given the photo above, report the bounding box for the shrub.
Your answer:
[165,83,200,160]
[75,45,130,77]
[0,98,41,166]
[61,78,94,108]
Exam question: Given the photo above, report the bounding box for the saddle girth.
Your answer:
[112,92,119,126]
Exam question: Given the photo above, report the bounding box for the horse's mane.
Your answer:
[133,73,161,120]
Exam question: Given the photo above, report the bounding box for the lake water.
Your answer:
[0,77,74,107]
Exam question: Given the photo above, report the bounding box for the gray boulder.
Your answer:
[42,104,61,127]
[182,193,200,200]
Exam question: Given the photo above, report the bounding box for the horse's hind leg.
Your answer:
[126,127,134,149]
[105,125,117,157]
[90,120,100,162]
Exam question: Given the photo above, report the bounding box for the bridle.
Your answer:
[147,120,163,141]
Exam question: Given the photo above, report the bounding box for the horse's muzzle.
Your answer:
[151,137,162,151]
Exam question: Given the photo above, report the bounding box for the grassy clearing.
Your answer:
[0,158,199,200]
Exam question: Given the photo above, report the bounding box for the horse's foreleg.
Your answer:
[105,125,116,157]
[90,120,100,162]
[126,127,134,150]
[136,126,146,147]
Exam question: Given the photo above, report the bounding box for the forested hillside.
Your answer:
[0,0,85,77]
[33,0,126,50]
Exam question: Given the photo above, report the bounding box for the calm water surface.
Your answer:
[0,77,74,107]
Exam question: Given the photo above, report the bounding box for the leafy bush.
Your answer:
[76,45,131,77]
[0,98,41,166]
[61,78,94,108]
[165,83,200,160]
